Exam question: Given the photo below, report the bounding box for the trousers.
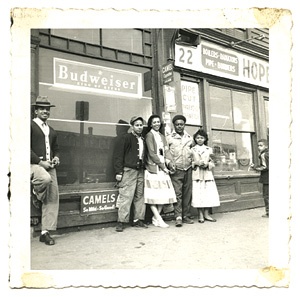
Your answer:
[30,164,59,231]
[263,184,269,215]
[170,168,192,219]
[116,167,145,223]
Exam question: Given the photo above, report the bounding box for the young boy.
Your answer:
[113,116,148,232]
[251,139,269,218]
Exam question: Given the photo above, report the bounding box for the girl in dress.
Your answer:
[191,129,220,223]
[144,115,177,228]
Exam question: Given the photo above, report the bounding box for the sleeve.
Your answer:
[30,123,42,164]
[163,136,174,165]
[31,150,41,164]
[255,152,269,172]
[114,134,126,175]
[51,130,60,158]
[145,133,165,170]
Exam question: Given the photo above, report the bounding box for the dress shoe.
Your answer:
[116,222,124,232]
[152,217,159,227]
[204,217,217,222]
[157,218,169,228]
[175,217,182,227]
[183,217,194,224]
[39,232,55,245]
[198,219,205,223]
[132,220,148,228]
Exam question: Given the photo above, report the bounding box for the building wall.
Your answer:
[31,28,269,230]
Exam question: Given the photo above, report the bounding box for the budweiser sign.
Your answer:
[53,58,142,97]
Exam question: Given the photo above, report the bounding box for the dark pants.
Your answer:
[263,184,269,215]
[170,168,192,219]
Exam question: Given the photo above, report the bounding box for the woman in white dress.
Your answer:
[191,129,220,223]
[144,115,177,228]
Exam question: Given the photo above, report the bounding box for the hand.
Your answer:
[39,160,53,170]
[52,156,60,167]
[115,174,123,182]
[163,168,170,174]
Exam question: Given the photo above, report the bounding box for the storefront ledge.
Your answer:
[214,172,260,180]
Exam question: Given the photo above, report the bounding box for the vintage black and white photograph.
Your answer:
[6,5,298,294]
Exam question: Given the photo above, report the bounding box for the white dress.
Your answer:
[191,144,220,208]
[144,130,176,205]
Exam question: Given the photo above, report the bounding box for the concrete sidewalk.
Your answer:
[31,207,269,270]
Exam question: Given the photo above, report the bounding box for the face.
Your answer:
[35,106,50,121]
[258,142,267,152]
[174,119,185,135]
[132,120,144,135]
[195,134,206,146]
[151,117,161,131]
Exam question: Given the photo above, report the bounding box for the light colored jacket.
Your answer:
[191,144,215,181]
[166,130,193,170]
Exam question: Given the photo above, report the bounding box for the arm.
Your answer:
[114,135,126,180]
[255,152,269,172]
[145,133,166,171]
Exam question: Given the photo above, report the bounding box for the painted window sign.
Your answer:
[181,81,201,125]
[80,190,119,215]
[53,58,142,98]
[175,41,269,88]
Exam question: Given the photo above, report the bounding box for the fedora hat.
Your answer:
[32,96,55,107]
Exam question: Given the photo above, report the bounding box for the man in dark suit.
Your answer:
[31,96,60,245]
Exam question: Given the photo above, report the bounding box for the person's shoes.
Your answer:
[198,218,205,223]
[132,220,148,228]
[157,218,169,228]
[204,216,217,222]
[152,217,159,227]
[116,222,124,232]
[39,232,55,245]
[175,217,182,227]
[262,214,269,218]
[183,217,194,224]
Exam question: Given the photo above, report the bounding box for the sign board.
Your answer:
[181,81,201,125]
[53,58,142,98]
[161,62,174,84]
[163,85,177,112]
[175,41,269,88]
[80,190,118,215]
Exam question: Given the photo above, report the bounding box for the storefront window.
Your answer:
[51,29,144,55]
[51,29,101,45]
[102,29,143,54]
[38,48,152,185]
[209,85,255,172]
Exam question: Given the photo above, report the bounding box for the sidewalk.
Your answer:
[31,207,269,270]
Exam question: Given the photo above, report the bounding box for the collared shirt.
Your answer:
[33,117,51,161]
[166,130,193,170]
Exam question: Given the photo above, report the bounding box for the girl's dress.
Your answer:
[191,144,220,208]
[144,129,177,205]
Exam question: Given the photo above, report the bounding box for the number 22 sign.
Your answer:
[174,44,201,71]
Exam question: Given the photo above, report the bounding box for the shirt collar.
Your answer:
[132,131,143,139]
[33,117,47,126]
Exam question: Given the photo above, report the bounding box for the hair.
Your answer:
[193,129,208,145]
[145,114,163,134]
[258,139,268,147]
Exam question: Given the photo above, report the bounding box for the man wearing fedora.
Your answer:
[31,96,60,245]
[166,114,194,227]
